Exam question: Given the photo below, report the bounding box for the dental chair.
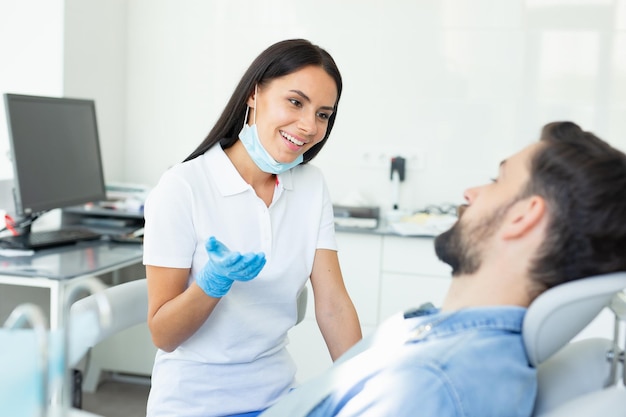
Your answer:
[530,284,626,417]
[524,272,626,416]
[68,278,150,397]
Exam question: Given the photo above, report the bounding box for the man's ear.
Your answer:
[501,196,546,240]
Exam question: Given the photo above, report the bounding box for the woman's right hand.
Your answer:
[147,237,265,351]
[195,236,266,298]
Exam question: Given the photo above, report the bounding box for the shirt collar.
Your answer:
[202,145,248,196]
[404,306,527,343]
[203,145,296,196]
[277,169,294,190]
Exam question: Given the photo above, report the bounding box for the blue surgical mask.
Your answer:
[238,86,303,174]
[239,122,303,174]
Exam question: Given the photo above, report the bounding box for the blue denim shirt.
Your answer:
[307,306,536,417]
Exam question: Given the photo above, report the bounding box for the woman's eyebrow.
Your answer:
[289,89,335,111]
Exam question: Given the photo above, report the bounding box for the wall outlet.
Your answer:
[359,147,425,171]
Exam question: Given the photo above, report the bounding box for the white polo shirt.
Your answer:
[143,144,337,417]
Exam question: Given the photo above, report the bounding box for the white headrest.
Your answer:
[523,272,626,367]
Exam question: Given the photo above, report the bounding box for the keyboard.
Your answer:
[0,228,102,250]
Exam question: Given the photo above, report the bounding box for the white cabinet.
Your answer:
[288,231,449,383]
[380,274,450,322]
[380,236,451,321]
[288,232,383,382]
[336,232,383,329]
[381,236,449,277]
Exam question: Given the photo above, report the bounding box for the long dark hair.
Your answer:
[526,121,626,296]
[184,39,342,163]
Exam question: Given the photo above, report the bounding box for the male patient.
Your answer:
[260,121,626,416]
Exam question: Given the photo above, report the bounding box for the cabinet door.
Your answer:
[380,236,452,321]
[300,232,382,326]
[335,232,383,327]
[382,236,451,277]
[288,231,382,383]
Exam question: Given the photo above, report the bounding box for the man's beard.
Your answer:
[434,203,511,276]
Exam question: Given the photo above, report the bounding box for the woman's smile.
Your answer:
[280,130,305,151]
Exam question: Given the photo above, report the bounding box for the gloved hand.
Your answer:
[195,236,266,298]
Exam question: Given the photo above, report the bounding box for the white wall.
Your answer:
[121,0,626,212]
[3,0,626,214]
[63,0,128,183]
[0,0,125,214]
[0,0,64,180]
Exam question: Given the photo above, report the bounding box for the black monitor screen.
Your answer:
[4,93,106,217]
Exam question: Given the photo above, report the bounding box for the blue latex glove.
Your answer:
[196,236,266,298]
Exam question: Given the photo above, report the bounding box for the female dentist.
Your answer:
[143,39,362,417]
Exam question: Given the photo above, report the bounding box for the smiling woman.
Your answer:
[142,39,362,417]
[247,66,338,165]
[234,67,338,188]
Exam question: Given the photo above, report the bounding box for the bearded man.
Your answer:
[261,121,626,417]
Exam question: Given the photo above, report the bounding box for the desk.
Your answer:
[0,240,143,329]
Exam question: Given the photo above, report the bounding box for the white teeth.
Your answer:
[281,131,304,146]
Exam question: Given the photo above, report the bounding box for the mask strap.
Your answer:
[243,105,250,129]
[243,84,258,128]
[253,84,258,125]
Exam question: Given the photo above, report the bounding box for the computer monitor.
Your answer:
[4,93,107,221]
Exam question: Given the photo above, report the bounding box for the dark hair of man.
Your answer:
[526,121,626,298]
[183,39,342,163]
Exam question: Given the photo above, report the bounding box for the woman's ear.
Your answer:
[501,196,546,240]
[246,85,258,109]
[246,94,256,109]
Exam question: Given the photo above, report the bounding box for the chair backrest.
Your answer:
[532,337,614,416]
[523,272,626,416]
[69,278,148,366]
[523,272,626,367]
[535,284,626,417]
